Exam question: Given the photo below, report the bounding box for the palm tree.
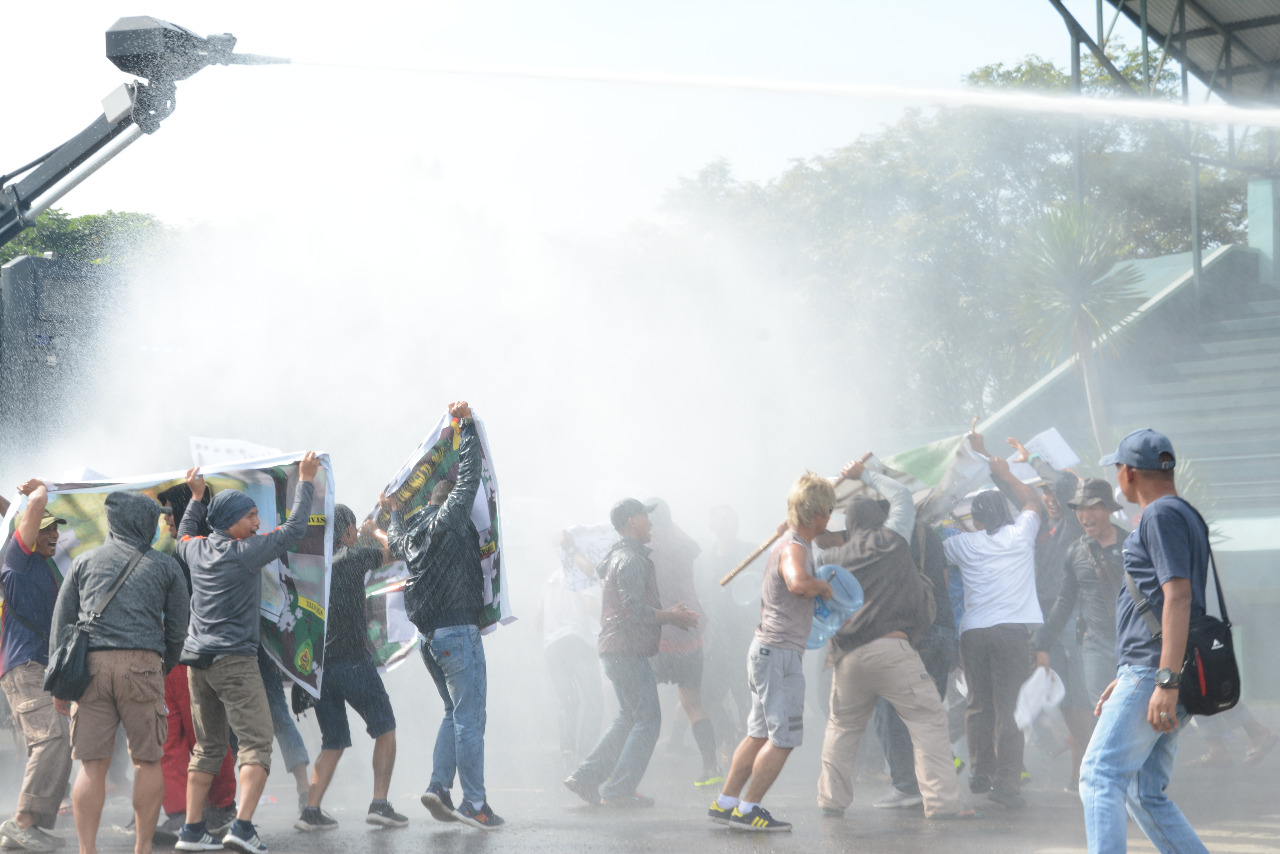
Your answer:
[1015,205,1145,450]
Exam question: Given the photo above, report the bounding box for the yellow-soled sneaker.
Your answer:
[727,805,792,833]
[707,801,733,826]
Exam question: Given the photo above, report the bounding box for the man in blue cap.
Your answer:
[174,452,320,854]
[1078,429,1209,854]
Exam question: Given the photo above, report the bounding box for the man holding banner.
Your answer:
[175,453,319,854]
[382,401,504,831]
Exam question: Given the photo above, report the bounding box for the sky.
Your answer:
[2,1,1121,237]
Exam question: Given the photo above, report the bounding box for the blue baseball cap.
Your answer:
[1099,428,1176,471]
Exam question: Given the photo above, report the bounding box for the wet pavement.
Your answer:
[5,702,1278,854]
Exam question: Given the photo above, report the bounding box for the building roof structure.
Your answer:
[1103,0,1280,106]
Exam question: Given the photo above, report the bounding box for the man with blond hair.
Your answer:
[710,472,835,833]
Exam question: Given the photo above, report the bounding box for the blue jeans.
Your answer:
[573,654,661,801]
[421,624,487,805]
[257,647,310,772]
[1079,665,1207,854]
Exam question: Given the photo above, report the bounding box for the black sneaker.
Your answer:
[707,801,733,826]
[728,805,791,833]
[293,808,338,832]
[419,785,458,823]
[987,788,1026,810]
[366,802,408,829]
[453,802,503,831]
[563,775,600,806]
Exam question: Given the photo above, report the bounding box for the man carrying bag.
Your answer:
[48,490,189,854]
[1078,429,1216,854]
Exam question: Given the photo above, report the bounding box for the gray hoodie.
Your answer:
[50,490,189,668]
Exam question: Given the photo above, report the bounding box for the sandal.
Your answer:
[1244,733,1278,766]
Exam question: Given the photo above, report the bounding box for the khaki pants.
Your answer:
[188,654,273,776]
[0,661,72,824]
[818,637,962,817]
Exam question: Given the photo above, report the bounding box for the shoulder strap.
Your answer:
[1124,571,1164,639]
[87,548,149,621]
[1169,497,1229,626]
[4,607,49,642]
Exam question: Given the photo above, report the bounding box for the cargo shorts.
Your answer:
[71,649,167,762]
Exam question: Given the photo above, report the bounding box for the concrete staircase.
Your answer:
[1111,298,1280,517]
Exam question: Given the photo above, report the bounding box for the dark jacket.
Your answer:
[597,537,662,657]
[178,481,315,657]
[1035,525,1128,653]
[50,491,189,669]
[389,419,484,634]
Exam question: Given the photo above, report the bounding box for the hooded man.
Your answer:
[0,480,73,853]
[174,452,320,854]
[49,491,188,854]
[815,457,971,820]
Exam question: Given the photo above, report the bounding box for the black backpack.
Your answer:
[1124,499,1240,716]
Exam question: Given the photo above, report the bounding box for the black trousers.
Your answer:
[960,624,1032,795]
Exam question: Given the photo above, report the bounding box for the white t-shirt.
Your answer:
[943,509,1044,633]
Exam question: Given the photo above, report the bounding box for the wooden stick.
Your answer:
[718,531,781,587]
[719,457,868,587]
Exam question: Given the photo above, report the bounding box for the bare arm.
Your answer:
[1148,577,1192,732]
[15,479,47,550]
[989,456,1044,520]
[779,542,833,599]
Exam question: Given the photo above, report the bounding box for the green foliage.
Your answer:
[661,41,1246,431]
[1015,205,1145,365]
[0,208,167,266]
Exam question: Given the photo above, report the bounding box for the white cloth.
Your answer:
[943,509,1043,633]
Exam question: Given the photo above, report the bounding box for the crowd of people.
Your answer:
[0,411,1275,854]
[540,426,1275,852]
[0,401,502,854]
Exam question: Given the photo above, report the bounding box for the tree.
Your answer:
[0,208,167,266]
[1014,205,1145,449]
[659,41,1245,433]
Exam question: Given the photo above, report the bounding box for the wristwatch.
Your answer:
[1154,667,1181,689]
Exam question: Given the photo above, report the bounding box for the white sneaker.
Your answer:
[872,789,923,809]
[222,827,267,854]
[174,831,223,852]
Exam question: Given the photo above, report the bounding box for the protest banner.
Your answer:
[0,453,334,696]
[360,411,512,670]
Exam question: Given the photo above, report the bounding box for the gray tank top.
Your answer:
[755,529,814,652]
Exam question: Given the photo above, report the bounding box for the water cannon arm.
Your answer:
[0,17,288,253]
